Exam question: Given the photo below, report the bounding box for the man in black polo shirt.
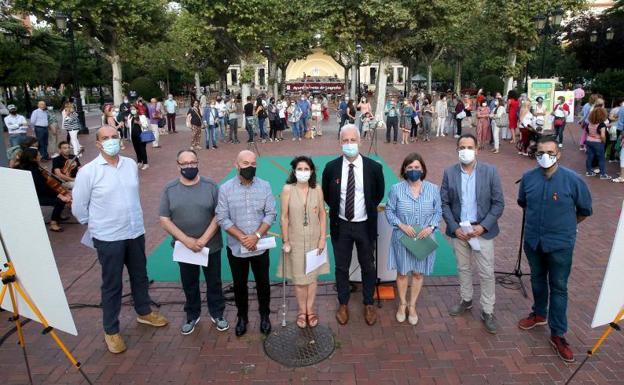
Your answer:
[52,141,81,189]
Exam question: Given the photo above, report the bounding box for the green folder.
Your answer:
[399,224,439,261]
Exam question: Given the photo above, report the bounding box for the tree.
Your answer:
[15,0,171,106]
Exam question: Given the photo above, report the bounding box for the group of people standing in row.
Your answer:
[185,92,331,151]
[64,121,591,364]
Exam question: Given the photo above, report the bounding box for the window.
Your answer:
[397,68,404,84]
[370,67,377,84]
[230,69,238,85]
[259,68,266,86]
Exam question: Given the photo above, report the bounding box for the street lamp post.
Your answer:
[88,47,105,109]
[55,12,89,134]
[591,27,615,72]
[533,7,564,78]
[355,43,363,102]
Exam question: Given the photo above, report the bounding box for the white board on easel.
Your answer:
[0,167,77,335]
[591,201,624,328]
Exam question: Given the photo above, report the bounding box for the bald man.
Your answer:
[322,124,385,326]
[72,125,168,354]
[30,100,50,160]
[216,150,277,337]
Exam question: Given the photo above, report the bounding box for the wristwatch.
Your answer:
[255,232,262,239]
[429,225,437,231]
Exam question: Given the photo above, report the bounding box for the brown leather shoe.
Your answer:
[336,304,349,325]
[364,305,377,326]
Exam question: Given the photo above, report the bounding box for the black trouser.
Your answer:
[178,250,225,321]
[606,130,620,161]
[386,116,398,142]
[92,235,152,334]
[167,113,176,132]
[35,125,49,159]
[456,118,463,136]
[339,114,348,131]
[39,196,64,222]
[554,123,566,145]
[131,129,148,164]
[331,220,376,306]
[226,248,270,320]
[410,117,418,138]
[269,119,279,140]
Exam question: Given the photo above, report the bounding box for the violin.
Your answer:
[39,166,72,203]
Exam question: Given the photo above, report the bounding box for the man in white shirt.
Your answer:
[321,125,385,326]
[4,104,28,147]
[163,94,178,133]
[72,125,168,354]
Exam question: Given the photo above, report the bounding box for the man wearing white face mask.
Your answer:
[440,134,504,334]
[322,124,385,326]
[517,136,592,363]
[72,125,169,354]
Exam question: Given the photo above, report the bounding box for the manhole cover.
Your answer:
[263,323,335,367]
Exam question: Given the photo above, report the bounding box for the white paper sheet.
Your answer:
[173,241,209,266]
[240,236,277,254]
[305,248,328,275]
[459,221,481,251]
[80,229,95,249]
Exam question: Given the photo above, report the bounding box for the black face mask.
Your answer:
[239,166,256,181]
[180,167,199,180]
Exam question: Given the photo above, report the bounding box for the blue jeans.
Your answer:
[299,116,308,133]
[291,121,301,138]
[9,133,26,147]
[218,117,226,140]
[585,141,606,175]
[34,125,49,158]
[258,117,267,139]
[524,242,574,337]
[205,125,217,148]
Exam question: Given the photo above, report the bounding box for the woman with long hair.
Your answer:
[279,156,328,328]
[585,106,611,179]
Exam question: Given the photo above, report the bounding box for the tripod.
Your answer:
[495,208,529,298]
[495,180,530,298]
[366,123,379,156]
[0,262,93,385]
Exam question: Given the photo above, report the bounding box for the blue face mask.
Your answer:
[342,143,359,158]
[101,138,120,156]
[405,169,422,182]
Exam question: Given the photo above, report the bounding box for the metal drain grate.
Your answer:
[263,323,335,367]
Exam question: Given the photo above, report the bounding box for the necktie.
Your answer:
[345,163,355,221]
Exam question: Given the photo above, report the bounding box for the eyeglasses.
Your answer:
[178,162,199,168]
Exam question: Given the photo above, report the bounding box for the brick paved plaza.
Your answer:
[1,116,623,385]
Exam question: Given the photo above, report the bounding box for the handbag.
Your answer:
[140,130,155,143]
[456,110,466,120]
[413,116,420,125]
[157,117,166,128]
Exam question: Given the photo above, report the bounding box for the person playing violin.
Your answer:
[15,147,71,232]
[52,141,81,189]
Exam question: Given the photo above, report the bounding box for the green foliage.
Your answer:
[479,75,504,95]
[239,66,255,84]
[128,76,162,100]
[592,69,624,106]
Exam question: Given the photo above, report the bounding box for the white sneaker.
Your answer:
[141,164,149,170]
[292,138,296,141]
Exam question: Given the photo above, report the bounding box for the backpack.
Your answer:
[258,106,267,119]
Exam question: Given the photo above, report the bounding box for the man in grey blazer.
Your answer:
[440,133,504,334]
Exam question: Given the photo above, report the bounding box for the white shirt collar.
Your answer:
[96,153,123,168]
[342,154,363,168]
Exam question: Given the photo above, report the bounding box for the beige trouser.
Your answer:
[452,237,495,314]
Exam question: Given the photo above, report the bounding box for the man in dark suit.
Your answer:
[440,133,504,334]
[322,124,385,326]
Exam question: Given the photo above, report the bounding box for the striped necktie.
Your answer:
[345,163,355,221]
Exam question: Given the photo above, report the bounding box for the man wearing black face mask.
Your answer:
[159,149,228,335]
[216,150,277,337]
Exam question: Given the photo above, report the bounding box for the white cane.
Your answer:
[281,247,288,327]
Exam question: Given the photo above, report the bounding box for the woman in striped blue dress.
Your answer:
[385,152,442,325]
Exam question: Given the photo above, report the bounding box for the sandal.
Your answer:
[49,225,64,232]
[296,313,307,329]
[307,313,319,328]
